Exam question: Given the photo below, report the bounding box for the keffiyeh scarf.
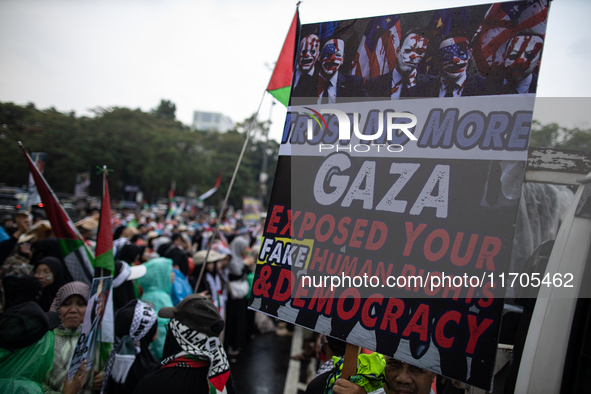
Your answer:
[101,301,158,394]
[161,318,231,394]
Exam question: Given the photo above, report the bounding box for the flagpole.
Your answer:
[193,3,299,292]
[193,91,267,293]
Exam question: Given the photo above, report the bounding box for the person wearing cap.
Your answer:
[132,294,235,394]
[0,301,74,394]
[136,257,174,361]
[44,281,105,394]
[101,300,158,394]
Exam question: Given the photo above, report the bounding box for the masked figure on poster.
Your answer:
[368,28,433,98]
[416,31,488,97]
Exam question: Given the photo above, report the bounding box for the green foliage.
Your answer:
[151,99,177,120]
[0,101,279,209]
[530,120,591,151]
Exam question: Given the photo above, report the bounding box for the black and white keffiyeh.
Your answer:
[101,300,157,393]
[161,318,231,393]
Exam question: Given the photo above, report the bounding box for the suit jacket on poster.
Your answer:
[367,72,434,98]
[292,72,368,102]
[415,74,489,97]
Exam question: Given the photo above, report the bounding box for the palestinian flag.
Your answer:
[95,168,114,274]
[198,173,222,202]
[20,142,94,284]
[266,8,300,107]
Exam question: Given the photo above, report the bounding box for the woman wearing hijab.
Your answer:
[33,256,69,312]
[224,237,254,356]
[136,257,174,361]
[102,300,159,394]
[44,281,105,394]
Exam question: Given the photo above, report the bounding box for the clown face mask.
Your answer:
[320,39,344,79]
[397,33,429,75]
[439,36,470,81]
[504,34,544,82]
[298,34,320,74]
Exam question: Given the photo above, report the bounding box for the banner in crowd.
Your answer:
[68,276,113,381]
[25,152,48,208]
[248,1,549,390]
[74,171,91,199]
[242,196,263,223]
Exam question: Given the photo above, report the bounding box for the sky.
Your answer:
[1,0,590,143]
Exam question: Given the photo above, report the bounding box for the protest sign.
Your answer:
[249,0,550,390]
[68,276,113,381]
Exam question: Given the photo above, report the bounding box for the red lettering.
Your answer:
[280,209,299,236]
[315,214,335,243]
[326,253,341,275]
[361,295,384,329]
[365,221,388,251]
[272,269,293,302]
[402,303,430,342]
[379,298,405,334]
[267,205,284,234]
[349,219,368,248]
[400,264,416,291]
[466,315,494,355]
[292,277,308,308]
[309,248,328,271]
[333,217,351,245]
[339,256,358,277]
[450,233,478,267]
[478,281,496,309]
[403,222,427,256]
[297,212,316,239]
[475,236,502,271]
[434,310,461,349]
[336,288,361,321]
[424,229,450,262]
[357,259,373,278]
[308,285,335,315]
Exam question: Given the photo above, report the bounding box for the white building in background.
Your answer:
[192,111,234,132]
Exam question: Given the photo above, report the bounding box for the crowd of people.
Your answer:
[0,205,265,393]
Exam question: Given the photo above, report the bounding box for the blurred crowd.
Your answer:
[0,204,268,393]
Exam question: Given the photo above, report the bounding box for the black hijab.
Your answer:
[165,247,189,277]
[30,238,73,282]
[33,256,69,312]
[118,244,141,265]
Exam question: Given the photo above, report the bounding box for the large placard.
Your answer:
[249,1,549,390]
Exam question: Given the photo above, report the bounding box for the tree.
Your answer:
[151,99,176,121]
[530,120,591,151]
